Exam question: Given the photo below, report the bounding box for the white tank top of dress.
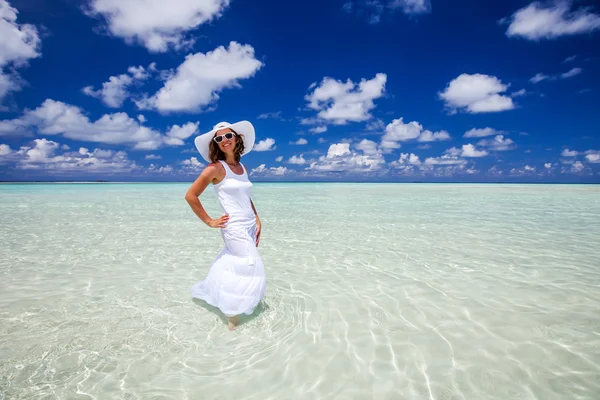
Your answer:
[213,160,254,218]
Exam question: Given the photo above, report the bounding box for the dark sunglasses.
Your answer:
[213,132,236,143]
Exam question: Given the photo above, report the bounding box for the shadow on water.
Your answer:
[192,298,269,328]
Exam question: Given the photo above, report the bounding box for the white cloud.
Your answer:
[443,144,488,158]
[391,152,421,168]
[381,117,451,150]
[257,111,282,120]
[250,163,289,176]
[0,99,198,150]
[82,63,156,108]
[424,154,467,166]
[561,67,582,79]
[503,1,600,40]
[460,144,488,158]
[512,89,527,97]
[585,153,600,163]
[0,143,11,156]
[292,138,308,145]
[355,139,379,156]
[464,127,501,138]
[84,0,231,53]
[310,126,327,134]
[253,138,276,152]
[275,156,283,162]
[530,67,583,84]
[561,148,578,157]
[318,137,327,144]
[163,122,199,146]
[288,155,306,164]
[180,156,204,171]
[0,0,42,103]
[439,73,515,114]
[477,135,516,151]
[545,162,552,168]
[564,55,576,63]
[304,73,386,125]
[3,137,138,172]
[530,73,551,84]
[307,141,386,173]
[145,154,161,160]
[135,42,263,113]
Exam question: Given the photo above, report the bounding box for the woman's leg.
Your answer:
[227,315,238,330]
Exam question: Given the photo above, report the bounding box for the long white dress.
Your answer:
[191,160,266,317]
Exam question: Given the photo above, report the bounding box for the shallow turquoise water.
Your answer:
[1,183,599,399]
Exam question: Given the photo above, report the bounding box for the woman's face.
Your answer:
[213,128,237,152]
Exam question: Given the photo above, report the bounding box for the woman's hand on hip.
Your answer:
[207,214,229,228]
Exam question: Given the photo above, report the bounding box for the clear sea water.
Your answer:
[1,182,599,399]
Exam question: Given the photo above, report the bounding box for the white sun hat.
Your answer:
[194,120,255,163]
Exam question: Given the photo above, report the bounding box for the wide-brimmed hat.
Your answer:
[194,120,255,163]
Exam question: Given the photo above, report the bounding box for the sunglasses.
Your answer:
[213,132,236,143]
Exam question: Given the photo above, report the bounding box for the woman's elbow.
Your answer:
[184,192,197,203]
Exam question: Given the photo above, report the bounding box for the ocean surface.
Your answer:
[1,182,599,399]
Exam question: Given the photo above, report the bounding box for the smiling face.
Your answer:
[214,128,237,152]
[208,127,245,163]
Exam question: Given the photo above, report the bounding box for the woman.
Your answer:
[185,120,266,330]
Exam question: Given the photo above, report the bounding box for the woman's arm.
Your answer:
[185,164,229,228]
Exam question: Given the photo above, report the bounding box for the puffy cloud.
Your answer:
[163,122,199,146]
[0,143,11,155]
[0,0,42,103]
[381,117,450,150]
[561,148,578,157]
[307,141,386,173]
[464,127,501,138]
[304,73,386,125]
[1,138,138,172]
[0,99,198,150]
[476,135,516,151]
[288,155,307,164]
[275,156,283,162]
[355,139,379,156]
[250,163,289,176]
[510,165,537,176]
[460,144,488,158]
[310,126,327,134]
[503,1,600,40]
[82,63,156,108]
[424,154,467,166]
[83,0,231,52]
[135,42,263,113]
[585,153,599,163]
[439,73,515,114]
[292,138,308,145]
[180,156,204,172]
[390,152,421,168]
[253,138,276,152]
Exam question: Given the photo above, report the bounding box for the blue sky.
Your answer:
[0,0,599,182]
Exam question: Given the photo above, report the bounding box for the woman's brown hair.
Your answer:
[209,129,245,163]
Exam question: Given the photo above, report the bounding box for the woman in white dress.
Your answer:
[185,121,266,330]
